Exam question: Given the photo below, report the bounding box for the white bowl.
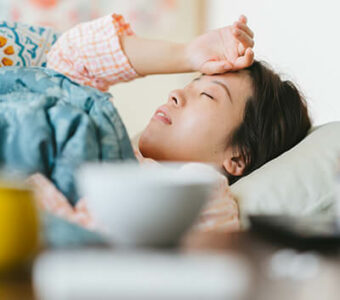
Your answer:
[76,162,219,247]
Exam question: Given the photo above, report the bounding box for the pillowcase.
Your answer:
[230,122,340,228]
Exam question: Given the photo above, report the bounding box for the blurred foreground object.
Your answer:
[77,162,219,247]
[34,250,250,300]
[0,184,39,272]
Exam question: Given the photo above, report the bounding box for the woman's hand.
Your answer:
[186,15,255,74]
[120,15,254,76]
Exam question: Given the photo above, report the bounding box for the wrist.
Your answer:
[184,40,206,73]
[120,35,195,75]
[179,42,195,73]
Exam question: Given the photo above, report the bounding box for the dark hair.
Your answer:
[226,60,312,184]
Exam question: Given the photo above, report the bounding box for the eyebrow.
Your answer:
[192,76,233,103]
[211,80,233,103]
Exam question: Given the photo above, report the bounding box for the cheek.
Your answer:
[177,113,205,133]
[175,108,223,145]
[139,104,233,161]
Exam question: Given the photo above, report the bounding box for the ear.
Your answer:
[222,150,246,177]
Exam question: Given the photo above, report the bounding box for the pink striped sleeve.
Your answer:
[47,14,139,92]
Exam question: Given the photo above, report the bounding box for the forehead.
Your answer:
[204,71,251,87]
[199,71,253,101]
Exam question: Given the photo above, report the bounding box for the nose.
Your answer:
[168,89,185,107]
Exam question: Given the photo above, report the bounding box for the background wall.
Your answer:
[206,0,340,126]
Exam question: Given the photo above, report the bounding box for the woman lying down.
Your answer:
[0,13,311,232]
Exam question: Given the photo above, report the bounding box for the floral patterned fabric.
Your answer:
[0,21,58,68]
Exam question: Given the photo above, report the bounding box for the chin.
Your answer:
[139,128,176,161]
[138,129,159,160]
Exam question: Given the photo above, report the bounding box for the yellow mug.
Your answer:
[0,185,39,272]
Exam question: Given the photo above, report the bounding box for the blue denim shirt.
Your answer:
[0,66,136,205]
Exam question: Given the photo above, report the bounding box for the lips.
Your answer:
[153,106,172,125]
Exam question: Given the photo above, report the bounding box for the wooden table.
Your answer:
[2,231,340,300]
[0,267,35,300]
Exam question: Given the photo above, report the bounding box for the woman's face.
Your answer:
[139,71,253,169]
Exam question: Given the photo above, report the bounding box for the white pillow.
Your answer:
[230,122,340,228]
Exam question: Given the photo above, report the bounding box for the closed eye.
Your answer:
[200,92,214,100]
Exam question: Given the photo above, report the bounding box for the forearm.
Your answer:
[120,35,193,76]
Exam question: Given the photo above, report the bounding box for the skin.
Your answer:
[120,15,255,177]
[121,16,254,76]
[139,70,253,176]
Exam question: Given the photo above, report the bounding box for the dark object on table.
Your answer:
[249,215,340,251]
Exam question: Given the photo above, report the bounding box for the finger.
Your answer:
[234,21,254,38]
[233,28,255,48]
[134,148,144,160]
[233,48,254,70]
[238,15,247,24]
[238,43,246,56]
[201,60,233,75]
